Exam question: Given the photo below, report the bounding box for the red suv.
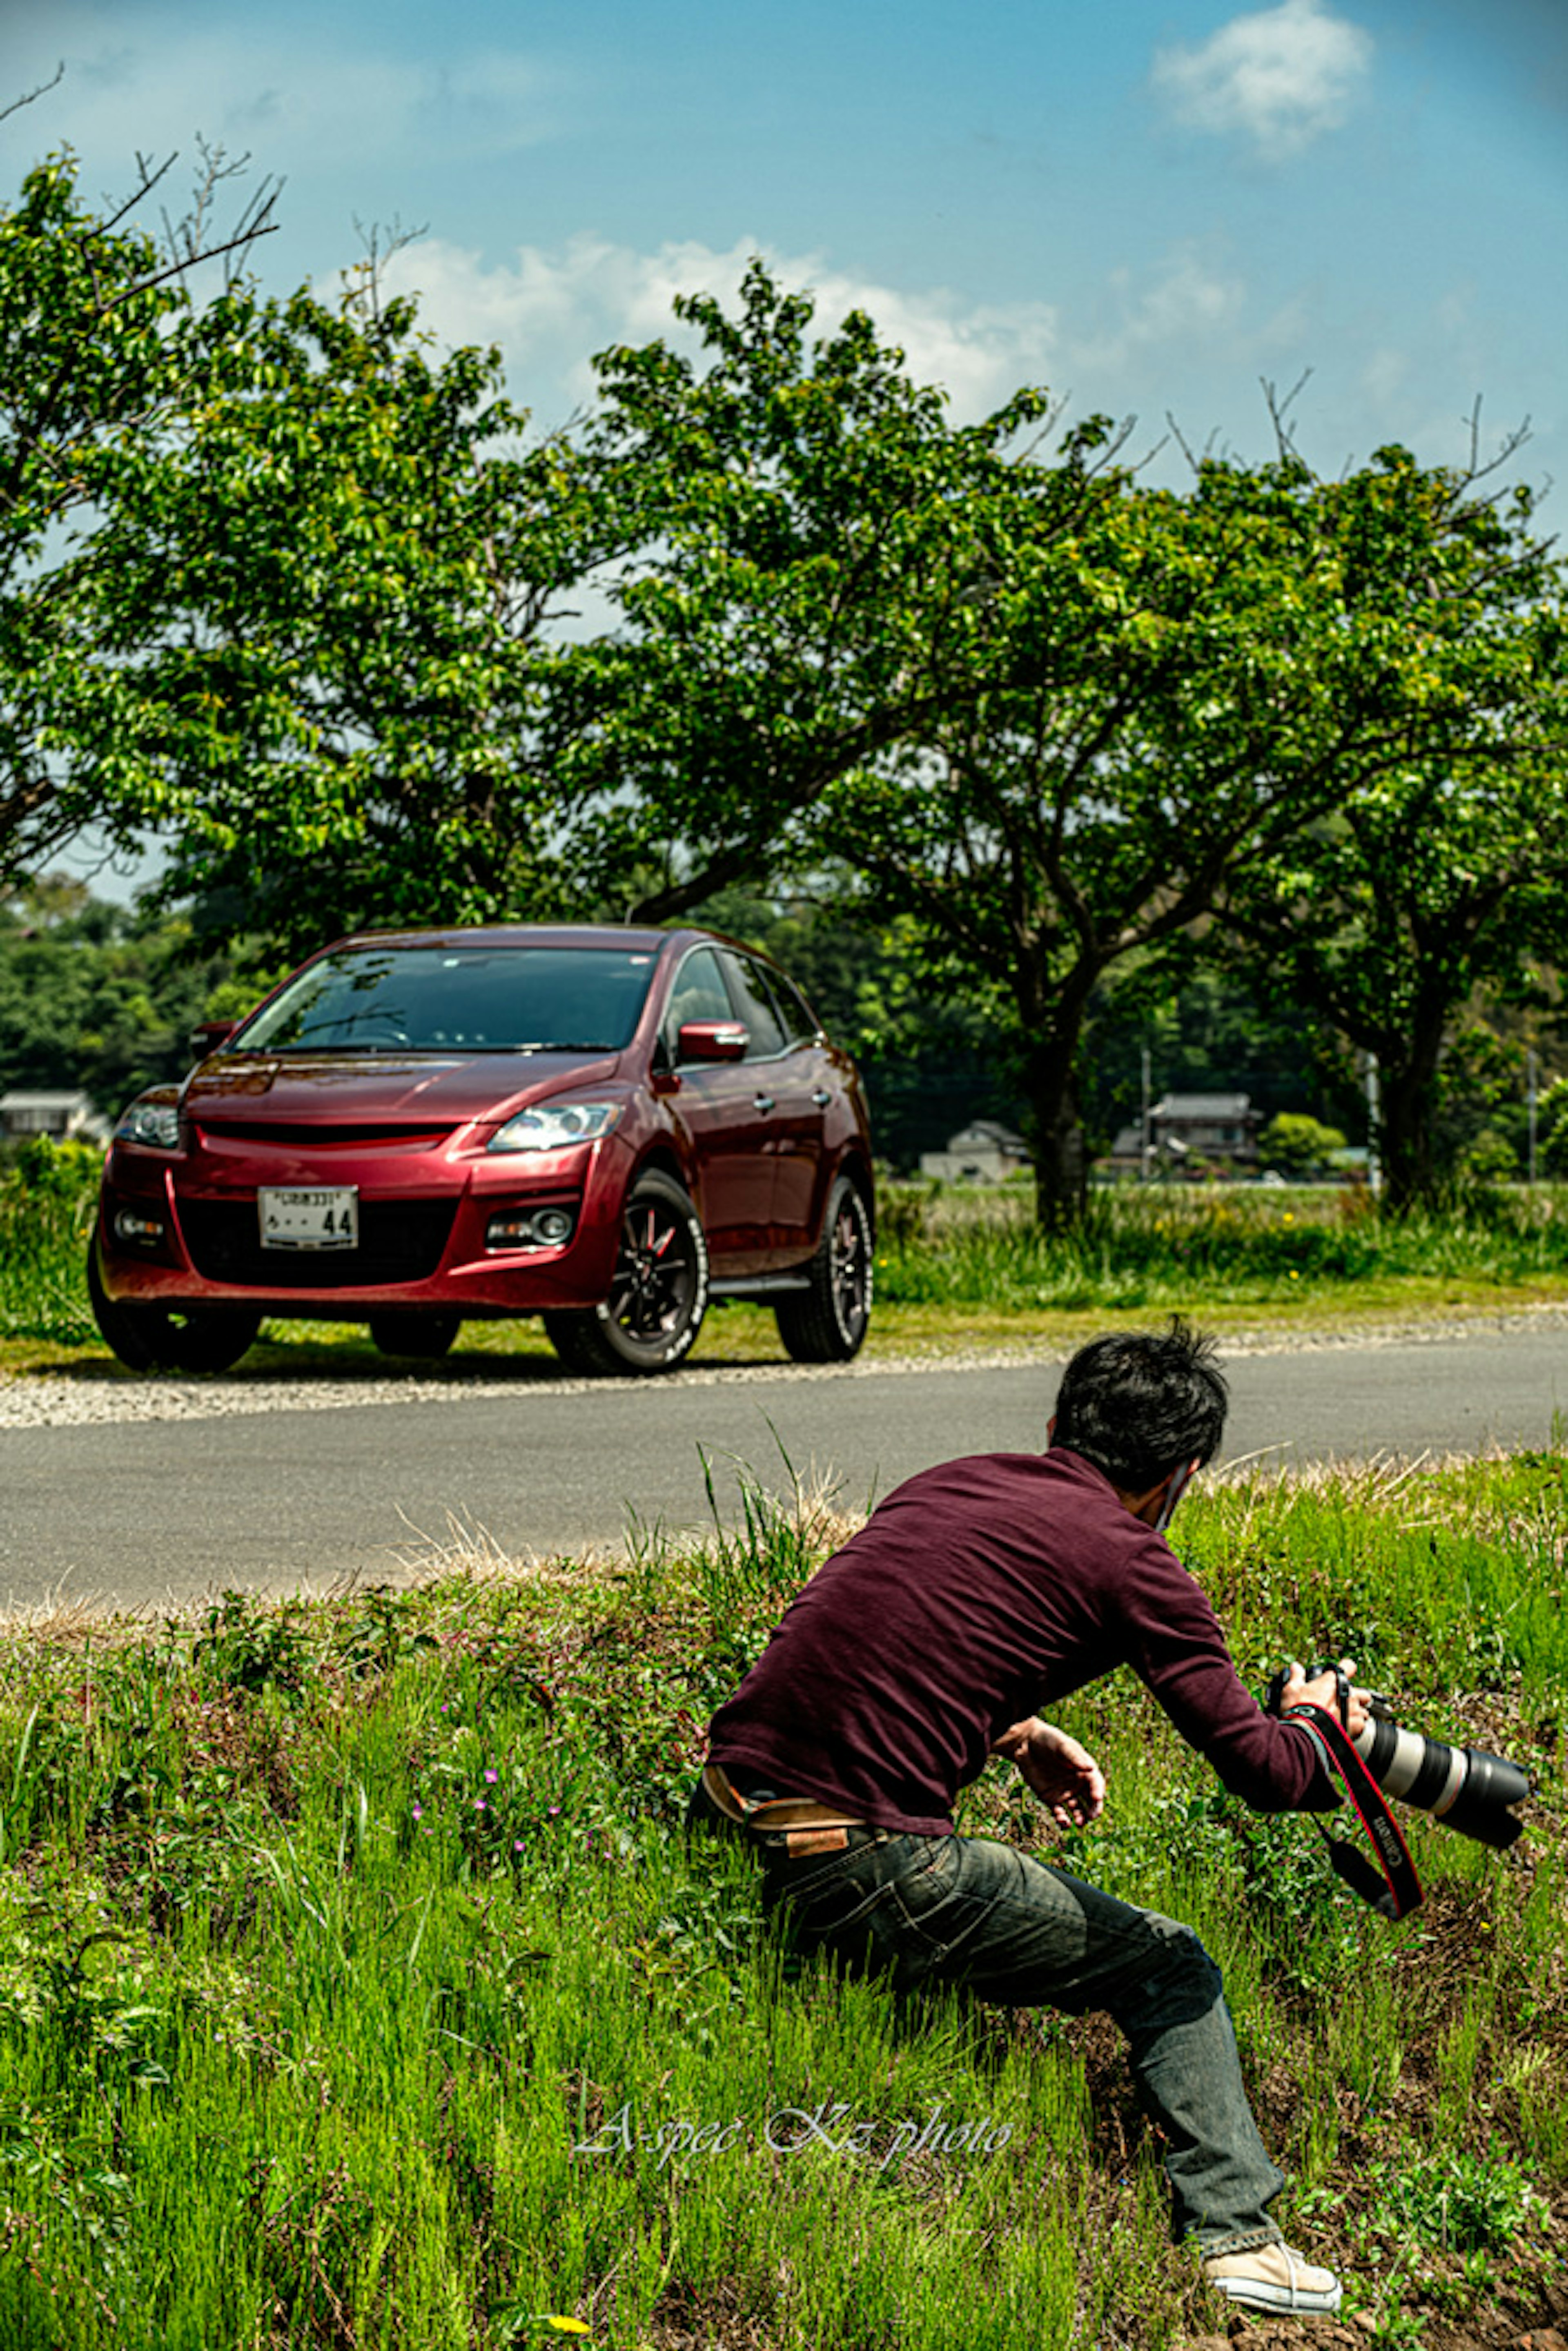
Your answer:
[89,925,875,1377]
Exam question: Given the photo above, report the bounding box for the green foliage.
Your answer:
[0,147,276,885]
[0,1134,99,1341]
[79,266,608,952]
[1258,1112,1349,1177]
[1537,1077,1568,1177]
[820,439,1564,1224]
[571,263,1069,928]
[873,1180,1568,1311]
[0,1455,1560,2344]
[0,880,270,1114]
[1368,2148,1547,2252]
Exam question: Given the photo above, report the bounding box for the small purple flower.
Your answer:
[484,1769,498,1784]
[548,1805,561,1816]
[412,1804,423,1820]
[474,1797,486,1809]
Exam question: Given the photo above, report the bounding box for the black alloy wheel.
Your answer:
[775,1176,873,1364]
[368,1312,463,1360]
[542,1171,708,1377]
[87,1229,262,1374]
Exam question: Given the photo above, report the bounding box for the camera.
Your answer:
[1268,1659,1531,1852]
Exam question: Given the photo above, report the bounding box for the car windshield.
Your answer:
[234,945,659,1056]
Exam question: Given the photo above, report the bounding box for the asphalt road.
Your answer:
[2,1322,1564,1618]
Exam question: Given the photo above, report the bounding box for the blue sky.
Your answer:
[5,0,1564,479]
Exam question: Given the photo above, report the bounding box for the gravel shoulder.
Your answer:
[5,1300,1568,1428]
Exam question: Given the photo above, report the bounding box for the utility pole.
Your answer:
[1528,1047,1539,1186]
[1140,1045,1151,1183]
[1365,1054,1381,1198]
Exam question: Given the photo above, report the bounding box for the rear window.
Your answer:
[234,946,658,1055]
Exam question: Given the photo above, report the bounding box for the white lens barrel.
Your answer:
[1352,1718,1467,1814]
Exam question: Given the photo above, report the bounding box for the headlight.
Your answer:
[115,1098,181,1150]
[487,1100,623,1154]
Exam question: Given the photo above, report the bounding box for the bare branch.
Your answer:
[350,216,431,328]
[0,60,65,125]
[1164,411,1203,478]
[98,152,180,239]
[1260,370,1314,469]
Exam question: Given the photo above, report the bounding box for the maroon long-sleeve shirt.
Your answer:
[707,1446,1333,1834]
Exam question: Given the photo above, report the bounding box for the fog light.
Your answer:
[114,1209,165,1247]
[486,1207,576,1251]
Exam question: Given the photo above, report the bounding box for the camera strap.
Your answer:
[1281,1703,1423,1921]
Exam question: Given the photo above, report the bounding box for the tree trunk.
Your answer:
[1022,1032,1089,1231]
[1376,1015,1448,1214]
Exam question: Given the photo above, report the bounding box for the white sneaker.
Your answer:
[1203,2240,1343,2315]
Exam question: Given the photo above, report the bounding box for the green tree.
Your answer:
[1212,455,1566,1213]
[0,139,276,884]
[74,262,611,952]
[1257,1112,1348,1179]
[815,443,1550,1226]
[0,879,253,1112]
[566,263,1108,922]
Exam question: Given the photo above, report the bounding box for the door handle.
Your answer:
[753,1094,775,1113]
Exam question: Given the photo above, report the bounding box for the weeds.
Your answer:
[0,1457,1562,2346]
[876,1177,1568,1312]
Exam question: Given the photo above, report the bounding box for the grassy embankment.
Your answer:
[0,1454,1563,2347]
[4,1154,1568,1377]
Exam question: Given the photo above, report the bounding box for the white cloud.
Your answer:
[0,10,558,183]
[1152,0,1373,159]
[1080,249,1248,374]
[381,234,1063,424]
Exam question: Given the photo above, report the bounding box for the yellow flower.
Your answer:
[1289,1270,1300,1280]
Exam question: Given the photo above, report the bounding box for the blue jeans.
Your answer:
[686,1779,1285,2253]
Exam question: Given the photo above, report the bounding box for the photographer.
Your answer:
[688,1318,1364,2318]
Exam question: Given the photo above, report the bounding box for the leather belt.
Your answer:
[701,1762,864,1834]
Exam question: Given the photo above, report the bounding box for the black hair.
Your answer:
[1051,1316,1227,1493]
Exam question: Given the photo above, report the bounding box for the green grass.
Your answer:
[874,1176,1568,1312]
[0,1453,1562,2348]
[4,1149,1568,1380]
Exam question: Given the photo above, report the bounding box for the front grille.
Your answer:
[194,1122,456,1148]
[179,1197,458,1288]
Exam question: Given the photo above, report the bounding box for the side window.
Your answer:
[722,953,788,1060]
[665,947,734,1051]
[767,969,821,1044]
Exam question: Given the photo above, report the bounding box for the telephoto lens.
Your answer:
[1352,1705,1530,1849]
[1329,1653,1531,1850]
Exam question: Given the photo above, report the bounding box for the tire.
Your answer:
[368,1312,462,1359]
[542,1171,708,1377]
[87,1230,261,1374]
[775,1176,873,1364]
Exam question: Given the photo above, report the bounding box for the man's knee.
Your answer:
[1118,1912,1226,2027]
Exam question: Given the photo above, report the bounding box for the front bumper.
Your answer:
[96,1132,632,1317]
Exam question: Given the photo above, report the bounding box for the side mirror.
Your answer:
[677,1020,748,1065]
[189,1018,240,1059]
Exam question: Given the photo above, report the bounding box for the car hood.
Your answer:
[183,1050,625,1128]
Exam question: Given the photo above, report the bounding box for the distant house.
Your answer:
[919,1119,1032,1183]
[1103,1092,1262,1178]
[0,1090,109,1146]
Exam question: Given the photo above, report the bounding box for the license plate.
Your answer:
[258,1187,359,1251]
